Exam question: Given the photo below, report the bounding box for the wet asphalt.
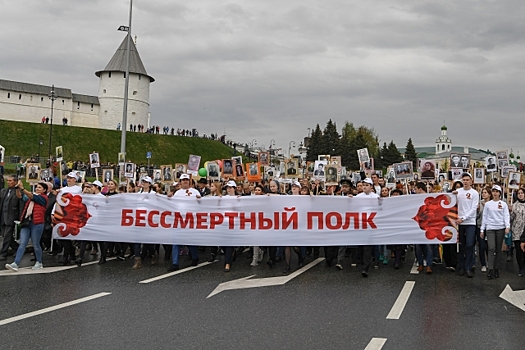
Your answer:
[0,248,524,350]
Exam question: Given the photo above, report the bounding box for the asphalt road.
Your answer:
[1,248,524,350]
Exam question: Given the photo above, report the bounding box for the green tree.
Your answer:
[306,124,322,161]
[383,140,403,165]
[340,122,380,169]
[320,119,341,156]
[404,138,418,170]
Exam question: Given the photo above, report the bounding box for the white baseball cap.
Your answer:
[92,180,103,188]
[67,172,78,180]
[292,181,301,188]
[362,178,373,185]
[226,180,237,187]
[180,174,190,180]
[142,176,153,184]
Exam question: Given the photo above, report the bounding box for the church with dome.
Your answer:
[0,34,153,130]
[401,124,496,170]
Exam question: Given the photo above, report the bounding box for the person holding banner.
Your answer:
[480,185,510,279]
[6,181,48,271]
[282,181,305,274]
[132,177,156,270]
[414,182,434,274]
[475,187,491,273]
[455,173,479,278]
[222,181,238,272]
[355,178,378,277]
[168,174,201,272]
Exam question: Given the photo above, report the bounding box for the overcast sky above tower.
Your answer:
[1,1,524,156]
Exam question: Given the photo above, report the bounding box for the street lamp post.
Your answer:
[288,141,296,159]
[48,85,57,163]
[119,0,133,160]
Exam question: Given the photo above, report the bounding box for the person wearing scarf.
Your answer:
[5,182,48,271]
[511,188,525,277]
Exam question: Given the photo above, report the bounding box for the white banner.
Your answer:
[52,193,459,246]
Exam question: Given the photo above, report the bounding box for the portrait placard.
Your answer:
[56,146,63,162]
[485,156,497,172]
[420,159,436,180]
[357,148,370,164]
[161,165,173,182]
[26,163,41,183]
[174,164,187,180]
[508,171,521,190]
[103,169,114,184]
[473,168,485,184]
[258,152,269,166]
[90,152,100,169]
[393,162,412,179]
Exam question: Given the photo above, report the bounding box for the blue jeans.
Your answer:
[415,244,433,266]
[171,245,198,265]
[458,225,476,271]
[14,222,44,265]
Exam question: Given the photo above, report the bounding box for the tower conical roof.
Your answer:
[95,35,154,82]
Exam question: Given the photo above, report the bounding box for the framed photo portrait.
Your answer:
[187,154,201,176]
[442,180,452,193]
[222,159,233,177]
[206,161,220,180]
[420,159,436,180]
[363,158,374,174]
[152,169,162,182]
[90,152,100,169]
[103,169,114,184]
[264,165,275,179]
[473,168,485,184]
[357,148,370,164]
[75,171,85,184]
[501,165,515,179]
[451,167,463,181]
[459,154,471,170]
[118,152,125,164]
[330,156,342,170]
[174,164,187,179]
[285,158,298,178]
[496,150,508,160]
[318,154,330,162]
[386,167,396,188]
[124,162,135,178]
[325,165,338,184]
[306,161,315,175]
[26,163,41,183]
[232,156,242,166]
[449,154,461,169]
[39,167,53,182]
[393,162,412,179]
[56,146,63,162]
[313,160,327,179]
[485,156,497,172]
[234,160,245,180]
[508,171,521,190]
[161,165,173,182]
[246,163,261,182]
[258,152,269,166]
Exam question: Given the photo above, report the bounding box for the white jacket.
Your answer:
[480,200,510,232]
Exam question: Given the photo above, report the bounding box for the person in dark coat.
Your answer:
[0,175,22,260]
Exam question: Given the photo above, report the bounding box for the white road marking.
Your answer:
[410,258,419,274]
[139,260,217,284]
[364,338,387,350]
[0,257,117,276]
[0,292,111,326]
[386,281,415,319]
[207,258,325,298]
[499,284,525,312]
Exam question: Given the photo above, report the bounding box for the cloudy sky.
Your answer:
[1,0,525,157]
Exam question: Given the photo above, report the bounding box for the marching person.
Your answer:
[0,175,22,261]
[480,185,510,279]
[132,176,156,270]
[454,173,479,278]
[168,174,201,272]
[6,181,48,271]
[510,188,525,277]
[54,172,82,265]
[355,178,378,277]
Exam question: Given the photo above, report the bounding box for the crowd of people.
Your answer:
[1,168,525,280]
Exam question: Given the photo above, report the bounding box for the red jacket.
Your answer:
[21,193,48,225]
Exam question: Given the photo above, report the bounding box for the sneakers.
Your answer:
[518,269,524,277]
[335,264,343,270]
[481,266,487,273]
[6,262,19,271]
[32,262,43,270]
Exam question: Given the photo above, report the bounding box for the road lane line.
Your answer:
[0,292,111,326]
[139,260,217,284]
[0,257,118,276]
[364,338,387,350]
[410,259,419,274]
[386,281,415,319]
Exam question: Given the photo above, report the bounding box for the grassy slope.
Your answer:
[0,119,235,166]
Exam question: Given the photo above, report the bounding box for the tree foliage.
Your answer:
[404,138,418,170]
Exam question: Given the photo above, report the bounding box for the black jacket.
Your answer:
[0,187,22,226]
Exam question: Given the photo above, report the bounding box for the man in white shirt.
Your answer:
[169,174,200,272]
[455,173,479,278]
[354,178,378,277]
